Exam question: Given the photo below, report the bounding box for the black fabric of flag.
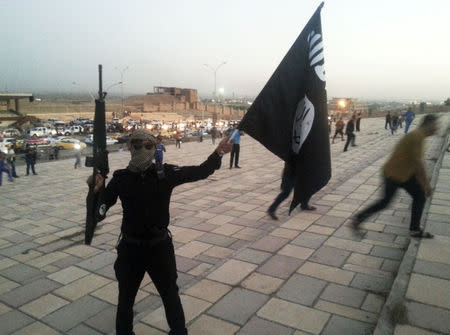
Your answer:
[239,3,331,213]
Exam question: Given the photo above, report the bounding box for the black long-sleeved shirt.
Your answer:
[345,120,355,135]
[98,152,222,239]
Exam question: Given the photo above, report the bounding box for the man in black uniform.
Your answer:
[343,115,356,152]
[89,129,233,335]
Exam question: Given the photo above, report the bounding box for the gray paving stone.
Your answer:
[197,232,237,247]
[277,274,327,306]
[321,315,374,335]
[237,316,295,335]
[84,305,116,334]
[315,215,347,228]
[292,231,328,249]
[233,248,272,264]
[310,246,350,267]
[251,235,289,252]
[0,242,38,257]
[320,283,366,308]
[2,233,30,244]
[0,278,61,307]
[361,293,384,313]
[406,301,450,334]
[370,245,404,261]
[175,255,201,273]
[351,273,393,294]
[413,259,450,280]
[207,287,269,325]
[51,254,83,268]
[43,295,111,332]
[364,231,396,243]
[257,255,304,279]
[0,310,34,334]
[95,264,117,280]
[1,263,47,284]
[383,225,410,236]
[381,259,401,272]
[76,251,116,271]
[176,273,197,290]
[134,294,163,314]
[36,239,75,253]
[67,323,103,335]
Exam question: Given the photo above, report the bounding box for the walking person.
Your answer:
[332,117,345,143]
[355,112,362,132]
[0,152,14,186]
[74,149,82,169]
[267,162,316,220]
[385,111,391,130]
[7,144,19,178]
[175,133,182,149]
[352,114,438,238]
[155,135,166,166]
[24,144,38,175]
[404,108,416,134]
[229,125,242,169]
[210,126,217,145]
[87,129,233,335]
[391,113,399,135]
[343,115,356,152]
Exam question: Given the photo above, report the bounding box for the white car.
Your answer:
[0,138,15,154]
[85,135,118,146]
[64,125,83,136]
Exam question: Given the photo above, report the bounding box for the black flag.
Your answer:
[239,3,331,213]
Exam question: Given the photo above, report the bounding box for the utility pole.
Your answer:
[115,66,129,117]
[204,61,227,126]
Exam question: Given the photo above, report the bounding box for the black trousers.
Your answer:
[230,144,240,167]
[114,237,187,335]
[332,129,344,141]
[343,133,355,151]
[356,176,425,231]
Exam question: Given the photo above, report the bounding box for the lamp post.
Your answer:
[105,82,123,118]
[203,61,227,125]
[115,66,129,116]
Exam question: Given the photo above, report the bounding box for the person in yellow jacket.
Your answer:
[353,114,439,238]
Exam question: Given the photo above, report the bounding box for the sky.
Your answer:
[1,0,449,101]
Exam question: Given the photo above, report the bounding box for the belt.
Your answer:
[121,231,169,247]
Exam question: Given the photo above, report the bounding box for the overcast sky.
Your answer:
[1,0,449,101]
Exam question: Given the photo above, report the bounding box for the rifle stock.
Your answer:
[85,65,109,245]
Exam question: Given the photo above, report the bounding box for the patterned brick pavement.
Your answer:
[0,116,448,334]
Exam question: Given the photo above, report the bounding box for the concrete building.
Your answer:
[329,97,369,118]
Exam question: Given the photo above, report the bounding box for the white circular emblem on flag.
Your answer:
[308,30,326,82]
[292,95,314,154]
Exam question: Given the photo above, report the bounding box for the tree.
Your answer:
[445,98,450,106]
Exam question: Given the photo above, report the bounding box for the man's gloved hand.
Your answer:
[215,136,234,156]
[86,174,105,194]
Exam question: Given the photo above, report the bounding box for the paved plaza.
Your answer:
[0,116,449,335]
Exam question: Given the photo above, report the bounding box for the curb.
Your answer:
[373,132,450,335]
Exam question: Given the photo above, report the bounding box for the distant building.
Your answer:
[329,97,368,117]
[145,86,199,110]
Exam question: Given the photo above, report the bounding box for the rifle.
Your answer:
[85,64,109,245]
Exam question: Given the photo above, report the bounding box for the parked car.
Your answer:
[26,135,49,146]
[85,135,118,146]
[29,127,52,137]
[1,128,21,137]
[64,125,83,136]
[0,138,15,154]
[55,138,87,150]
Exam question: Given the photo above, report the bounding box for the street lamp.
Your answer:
[203,61,227,125]
[115,66,129,116]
